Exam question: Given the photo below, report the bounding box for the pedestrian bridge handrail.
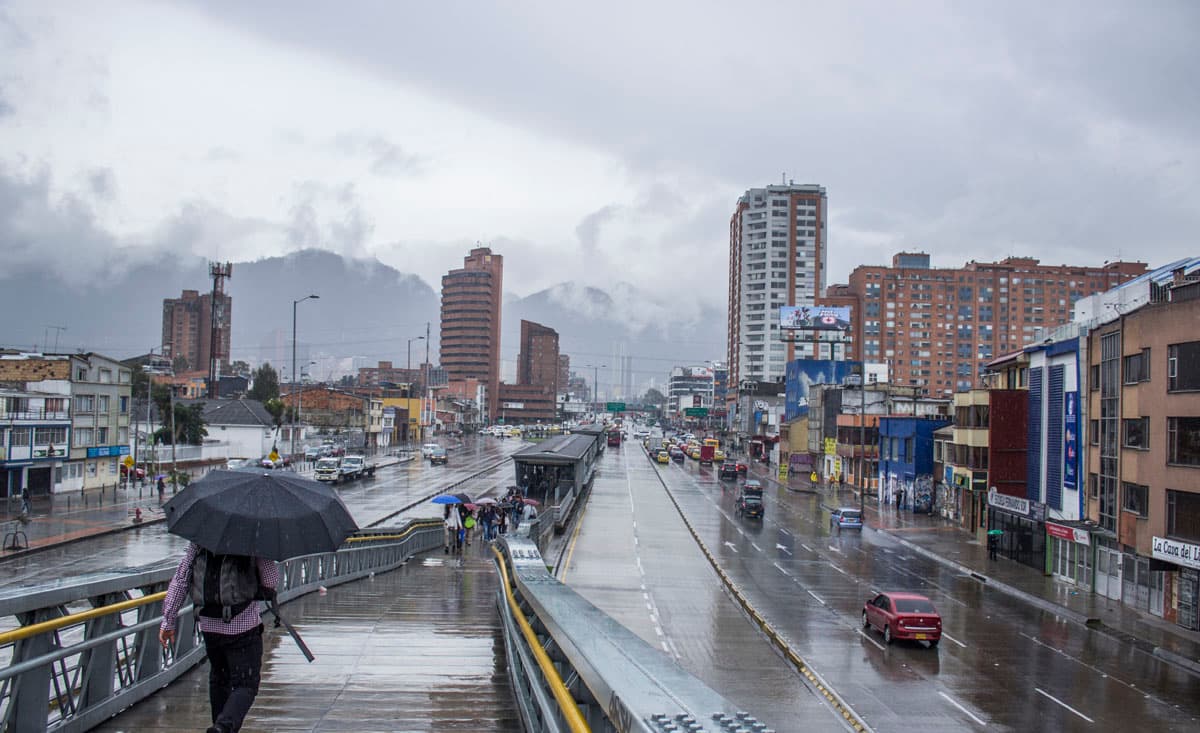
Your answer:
[493,536,777,733]
[0,519,443,733]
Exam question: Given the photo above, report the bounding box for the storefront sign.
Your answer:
[1046,522,1090,545]
[1063,392,1079,489]
[1152,536,1200,571]
[824,437,836,456]
[988,487,1031,517]
[86,445,130,458]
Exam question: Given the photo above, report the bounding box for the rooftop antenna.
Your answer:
[781,172,787,184]
[208,262,233,398]
[44,325,67,353]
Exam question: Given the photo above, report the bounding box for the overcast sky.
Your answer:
[2,0,1197,310]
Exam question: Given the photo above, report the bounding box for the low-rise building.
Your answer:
[0,387,71,497]
[877,416,953,514]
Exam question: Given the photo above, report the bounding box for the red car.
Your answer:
[863,592,942,647]
[120,464,146,480]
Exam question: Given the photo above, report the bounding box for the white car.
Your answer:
[421,443,441,458]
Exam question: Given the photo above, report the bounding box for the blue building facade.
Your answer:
[877,416,952,513]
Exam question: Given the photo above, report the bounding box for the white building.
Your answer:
[727,182,828,389]
[1,387,72,497]
[668,366,715,416]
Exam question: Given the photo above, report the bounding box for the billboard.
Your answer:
[780,305,852,332]
[784,359,863,421]
[1063,391,1078,490]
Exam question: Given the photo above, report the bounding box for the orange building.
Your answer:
[441,247,503,422]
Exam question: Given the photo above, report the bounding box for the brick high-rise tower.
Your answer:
[162,289,231,373]
[440,246,503,422]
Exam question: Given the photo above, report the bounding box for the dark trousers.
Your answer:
[203,625,264,732]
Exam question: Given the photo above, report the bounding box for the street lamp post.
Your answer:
[292,294,319,459]
[584,364,606,415]
[407,335,425,371]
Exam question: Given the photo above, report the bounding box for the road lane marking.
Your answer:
[828,545,842,553]
[723,541,739,553]
[940,632,967,648]
[1035,688,1094,723]
[807,589,826,605]
[775,543,792,554]
[859,629,885,651]
[773,562,791,576]
[751,542,762,552]
[829,563,848,575]
[799,543,814,553]
[778,528,793,537]
[939,691,986,726]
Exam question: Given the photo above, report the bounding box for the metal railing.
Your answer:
[493,536,777,733]
[0,520,442,733]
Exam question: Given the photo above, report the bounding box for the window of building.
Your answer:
[97,427,109,445]
[34,427,67,445]
[1123,348,1150,384]
[75,428,94,447]
[1088,473,1098,498]
[10,427,31,446]
[1122,482,1149,517]
[74,395,94,413]
[76,368,88,381]
[1167,489,1200,542]
[1122,417,1149,450]
[1098,331,1120,532]
[1090,364,1099,390]
[98,368,112,384]
[1089,419,1099,445]
[98,395,110,414]
[1167,416,1200,466]
[1168,341,1200,391]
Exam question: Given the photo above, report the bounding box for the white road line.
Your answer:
[939,691,986,726]
[940,632,967,648]
[800,543,814,553]
[807,589,826,605]
[829,563,848,575]
[828,545,842,553]
[1035,688,1095,723]
[859,629,886,651]
[751,542,762,552]
[779,528,793,537]
[773,562,791,576]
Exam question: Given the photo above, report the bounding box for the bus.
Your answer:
[607,429,622,447]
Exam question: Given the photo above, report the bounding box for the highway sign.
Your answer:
[684,407,708,417]
[606,402,626,412]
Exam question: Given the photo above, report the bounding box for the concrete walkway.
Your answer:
[742,460,1200,679]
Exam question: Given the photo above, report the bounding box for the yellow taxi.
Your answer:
[656,450,670,464]
[713,448,726,462]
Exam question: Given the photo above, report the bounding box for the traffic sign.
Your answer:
[606,402,626,412]
[123,455,135,468]
[684,407,708,417]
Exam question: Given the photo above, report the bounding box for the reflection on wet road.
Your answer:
[646,445,1200,732]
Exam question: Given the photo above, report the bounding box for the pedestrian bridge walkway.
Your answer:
[96,544,519,732]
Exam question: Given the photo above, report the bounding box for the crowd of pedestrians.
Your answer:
[442,487,540,553]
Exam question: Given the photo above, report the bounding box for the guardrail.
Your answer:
[493,536,778,733]
[0,520,442,733]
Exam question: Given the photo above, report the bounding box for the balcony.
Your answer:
[0,409,71,422]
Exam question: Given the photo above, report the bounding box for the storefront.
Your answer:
[1151,536,1200,631]
[987,488,1046,571]
[1047,521,1092,589]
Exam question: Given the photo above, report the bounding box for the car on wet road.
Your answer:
[863,592,942,647]
[429,447,448,465]
[718,461,739,480]
[830,507,863,531]
[735,482,764,519]
[656,450,670,464]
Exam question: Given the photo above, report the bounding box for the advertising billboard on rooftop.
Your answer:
[780,305,852,332]
[784,359,863,421]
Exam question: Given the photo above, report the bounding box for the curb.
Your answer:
[873,525,1200,680]
[651,461,872,733]
[2,515,168,560]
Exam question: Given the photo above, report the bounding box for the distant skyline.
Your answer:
[2,1,1197,318]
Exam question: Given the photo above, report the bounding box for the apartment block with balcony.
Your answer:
[1,387,72,498]
[833,253,1146,395]
[1086,271,1200,628]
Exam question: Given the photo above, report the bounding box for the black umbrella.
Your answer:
[164,470,358,561]
[453,492,472,504]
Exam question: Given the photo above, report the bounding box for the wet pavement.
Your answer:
[7,437,1200,731]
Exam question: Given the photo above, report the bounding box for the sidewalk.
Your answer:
[746,462,1200,679]
[1,454,410,558]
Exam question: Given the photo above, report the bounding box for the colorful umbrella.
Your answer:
[432,494,461,505]
[521,498,541,506]
[476,497,498,505]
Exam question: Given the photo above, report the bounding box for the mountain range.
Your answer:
[0,249,724,396]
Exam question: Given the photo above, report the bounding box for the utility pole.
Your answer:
[169,385,178,491]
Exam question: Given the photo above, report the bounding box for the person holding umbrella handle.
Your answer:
[159,542,279,733]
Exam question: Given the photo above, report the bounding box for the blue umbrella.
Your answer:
[432,494,461,505]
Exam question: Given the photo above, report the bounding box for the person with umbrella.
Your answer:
[444,502,463,553]
[158,470,358,733]
[159,542,278,733]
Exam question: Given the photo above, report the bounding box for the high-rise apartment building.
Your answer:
[558,355,570,395]
[441,247,503,421]
[517,320,560,390]
[836,253,1146,394]
[727,183,828,391]
[162,289,231,373]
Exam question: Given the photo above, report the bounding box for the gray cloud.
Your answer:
[329,132,424,177]
[87,167,115,200]
[287,181,374,258]
[189,0,1200,283]
[574,205,617,253]
[0,88,13,118]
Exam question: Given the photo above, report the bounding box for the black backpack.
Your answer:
[189,548,268,623]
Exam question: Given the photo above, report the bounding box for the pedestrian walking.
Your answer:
[443,504,463,553]
[897,488,905,510]
[159,542,279,733]
[460,505,475,547]
[496,506,508,536]
[20,487,32,517]
[157,476,166,504]
[481,504,496,541]
[987,531,1000,560]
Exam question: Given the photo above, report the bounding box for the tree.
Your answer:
[249,363,280,402]
[172,355,190,373]
[263,397,286,431]
[642,388,666,406]
[131,363,150,401]
[154,402,207,445]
